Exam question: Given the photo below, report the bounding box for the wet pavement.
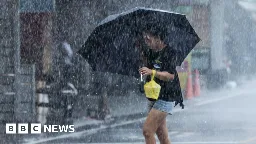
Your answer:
[21,79,256,144]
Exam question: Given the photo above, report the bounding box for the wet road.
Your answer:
[28,86,256,144]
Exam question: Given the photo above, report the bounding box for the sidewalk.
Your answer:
[72,91,148,132]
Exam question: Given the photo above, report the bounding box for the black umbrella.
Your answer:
[78,7,200,77]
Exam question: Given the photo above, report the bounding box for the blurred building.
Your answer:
[0,0,20,126]
[1,0,256,124]
[17,0,214,93]
[228,0,256,75]
[20,0,54,80]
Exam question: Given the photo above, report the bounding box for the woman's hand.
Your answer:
[139,67,152,76]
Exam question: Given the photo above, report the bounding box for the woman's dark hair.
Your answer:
[143,24,168,41]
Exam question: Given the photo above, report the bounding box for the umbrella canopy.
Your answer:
[78,7,200,77]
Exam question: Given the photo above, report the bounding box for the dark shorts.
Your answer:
[148,99,174,115]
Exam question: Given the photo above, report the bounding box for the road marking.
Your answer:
[25,90,251,144]
[172,142,239,144]
[195,92,245,106]
[240,136,256,143]
[169,131,179,135]
[86,142,240,144]
[25,119,147,144]
[25,125,109,144]
[126,135,145,140]
[174,132,195,138]
[109,118,146,128]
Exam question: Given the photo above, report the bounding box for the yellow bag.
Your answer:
[144,70,161,100]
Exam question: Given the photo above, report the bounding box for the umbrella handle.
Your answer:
[140,73,143,82]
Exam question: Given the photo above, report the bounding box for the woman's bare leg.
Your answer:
[143,108,168,144]
[156,119,171,144]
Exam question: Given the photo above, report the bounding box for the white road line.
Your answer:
[174,132,195,138]
[195,91,253,106]
[170,142,239,144]
[25,119,147,144]
[85,143,145,144]
[86,142,240,144]
[109,118,146,128]
[124,131,181,140]
[25,126,108,144]
[169,131,179,135]
[195,92,244,106]
[25,90,251,144]
[74,120,104,128]
[126,135,145,140]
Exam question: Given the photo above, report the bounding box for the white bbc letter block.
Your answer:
[18,123,28,134]
[6,123,16,134]
[31,123,41,134]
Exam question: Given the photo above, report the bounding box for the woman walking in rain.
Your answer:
[138,26,184,144]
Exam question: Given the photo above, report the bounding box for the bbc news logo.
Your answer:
[6,123,75,134]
